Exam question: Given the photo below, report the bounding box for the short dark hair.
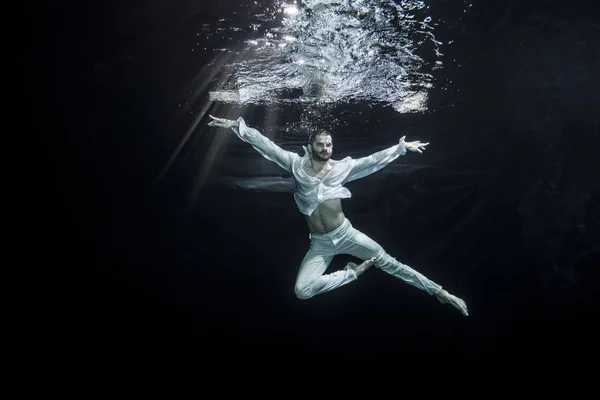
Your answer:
[308,130,332,146]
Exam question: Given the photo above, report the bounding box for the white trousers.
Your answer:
[294,218,442,299]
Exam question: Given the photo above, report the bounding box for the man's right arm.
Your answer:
[208,115,298,172]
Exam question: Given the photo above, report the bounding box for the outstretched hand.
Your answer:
[402,136,429,153]
[208,114,238,129]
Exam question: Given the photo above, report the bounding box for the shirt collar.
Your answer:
[302,145,310,158]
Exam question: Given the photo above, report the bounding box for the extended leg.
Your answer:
[338,227,443,295]
[436,289,469,316]
[338,225,468,315]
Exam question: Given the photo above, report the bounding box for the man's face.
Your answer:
[310,134,333,161]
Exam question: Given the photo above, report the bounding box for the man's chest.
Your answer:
[302,163,332,180]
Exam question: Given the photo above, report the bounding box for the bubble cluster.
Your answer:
[210,0,444,113]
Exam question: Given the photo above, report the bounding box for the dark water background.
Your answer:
[44,0,599,375]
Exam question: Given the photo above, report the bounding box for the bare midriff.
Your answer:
[304,198,346,234]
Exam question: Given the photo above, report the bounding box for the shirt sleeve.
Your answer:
[343,137,407,183]
[231,117,299,172]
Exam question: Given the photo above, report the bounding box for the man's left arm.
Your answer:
[343,136,407,183]
[343,136,429,183]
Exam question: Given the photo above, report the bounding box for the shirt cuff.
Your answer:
[233,117,249,139]
[398,137,407,156]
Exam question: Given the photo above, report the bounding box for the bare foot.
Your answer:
[346,258,375,277]
[436,289,469,316]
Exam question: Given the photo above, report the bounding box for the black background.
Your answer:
[42,0,599,377]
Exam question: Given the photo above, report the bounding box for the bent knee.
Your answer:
[294,282,315,300]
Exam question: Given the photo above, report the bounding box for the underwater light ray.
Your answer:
[157,47,248,183]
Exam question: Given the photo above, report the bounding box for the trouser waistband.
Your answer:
[309,218,351,240]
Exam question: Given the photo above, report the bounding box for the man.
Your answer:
[208,114,468,316]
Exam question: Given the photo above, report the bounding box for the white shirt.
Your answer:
[232,117,407,216]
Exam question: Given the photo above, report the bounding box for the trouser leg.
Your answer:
[294,241,358,299]
[337,224,442,296]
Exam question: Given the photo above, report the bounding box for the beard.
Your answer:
[312,151,331,161]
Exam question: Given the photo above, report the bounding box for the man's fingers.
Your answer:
[208,114,231,128]
[209,115,225,122]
